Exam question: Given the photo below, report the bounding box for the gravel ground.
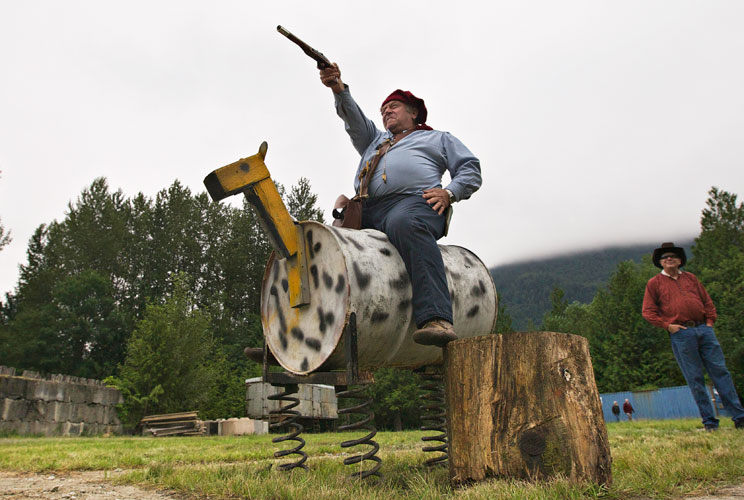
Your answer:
[1,470,743,499]
[0,471,182,500]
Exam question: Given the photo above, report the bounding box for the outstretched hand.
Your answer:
[320,63,344,94]
[423,188,451,215]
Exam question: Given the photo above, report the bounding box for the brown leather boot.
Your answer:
[413,319,457,347]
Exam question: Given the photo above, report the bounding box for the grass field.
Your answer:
[1,419,743,499]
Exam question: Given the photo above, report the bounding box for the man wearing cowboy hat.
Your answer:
[319,63,482,347]
[642,242,744,431]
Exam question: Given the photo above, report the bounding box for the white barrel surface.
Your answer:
[260,222,497,375]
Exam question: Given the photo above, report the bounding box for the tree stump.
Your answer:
[445,332,611,485]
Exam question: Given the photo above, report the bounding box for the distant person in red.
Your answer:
[623,399,635,421]
[642,242,744,431]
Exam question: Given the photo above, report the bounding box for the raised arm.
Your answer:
[320,63,382,156]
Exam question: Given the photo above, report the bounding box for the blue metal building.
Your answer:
[600,385,730,422]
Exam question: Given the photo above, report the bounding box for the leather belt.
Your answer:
[681,321,703,327]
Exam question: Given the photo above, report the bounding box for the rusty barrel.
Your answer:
[261,221,497,375]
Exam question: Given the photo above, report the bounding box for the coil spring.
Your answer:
[336,383,382,479]
[418,366,448,467]
[268,384,308,471]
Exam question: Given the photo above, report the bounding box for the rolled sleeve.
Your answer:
[334,86,382,156]
[441,132,481,201]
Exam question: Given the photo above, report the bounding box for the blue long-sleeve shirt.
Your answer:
[334,86,482,202]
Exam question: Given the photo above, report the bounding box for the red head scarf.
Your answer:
[382,89,432,130]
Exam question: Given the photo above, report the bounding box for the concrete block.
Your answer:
[101,405,121,425]
[1,398,31,421]
[0,366,17,376]
[0,376,28,399]
[64,421,84,436]
[51,401,74,422]
[218,418,267,436]
[28,380,65,403]
[71,403,104,423]
[0,420,22,434]
[321,402,338,419]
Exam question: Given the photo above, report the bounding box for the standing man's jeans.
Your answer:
[670,325,744,427]
[361,194,452,327]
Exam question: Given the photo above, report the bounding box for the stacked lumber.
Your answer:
[140,411,205,437]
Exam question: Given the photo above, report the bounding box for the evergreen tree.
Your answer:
[541,260,680,393]
[107,274,215,426]
[689,187,744,395]
[367,368,424,430]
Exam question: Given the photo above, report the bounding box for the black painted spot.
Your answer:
[371,310,389,323]
[467,305,480,317]
[464,256,475,267]
[277,308,287,333]
[291,327,304,341]
[270,285,278,298]
[279,332,288,351]
[471,281,486,297]
[379,248,392,256]
[450,289,455,302]
[314,242,321,254]
[335,274,346,294]
[281,279,288,293]
[310,265,319,289]
[306,230,315,259]
[450,271,462,281]
[318,307,327,333]
[272,261,280,281]
[398,298,411,311]
[305,338,322,351]
[347,237,365,251]
[353,262,371,290]
[301,358,309,371]
[325,311,335,325]
[389,271,409,290]
[334,232,349,245]
[322,271,333,289]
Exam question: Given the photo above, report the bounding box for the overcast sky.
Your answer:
[2,1,743,297]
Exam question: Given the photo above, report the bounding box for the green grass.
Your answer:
[1,419,743,499]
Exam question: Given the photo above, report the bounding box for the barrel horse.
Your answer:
[204,143,497,478]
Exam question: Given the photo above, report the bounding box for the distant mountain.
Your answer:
[489,240,694,330]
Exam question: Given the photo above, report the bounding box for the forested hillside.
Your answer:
[2,180,741,426]
[490,241,694,331]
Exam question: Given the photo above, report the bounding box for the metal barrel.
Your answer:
[260,222,497,375]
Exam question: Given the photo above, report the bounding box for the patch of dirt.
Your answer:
[0,471,182,500]
[1,470,743,499]
[686,483,744,500]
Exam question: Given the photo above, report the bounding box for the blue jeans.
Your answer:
[670,325,744,427]
[361,194,452,327]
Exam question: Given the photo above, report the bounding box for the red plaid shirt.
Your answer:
[642,271,717,330]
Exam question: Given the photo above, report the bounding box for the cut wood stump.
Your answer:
[445,332,611,485]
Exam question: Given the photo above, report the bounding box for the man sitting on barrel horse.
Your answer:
[319,63,482,347]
